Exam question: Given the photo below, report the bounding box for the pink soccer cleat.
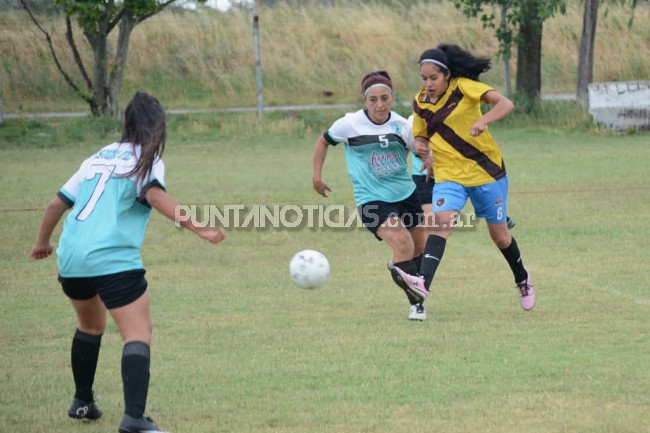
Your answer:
[390,266,429,302]
[516,272,536,311]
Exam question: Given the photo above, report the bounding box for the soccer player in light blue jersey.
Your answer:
[31,92,225,433]
[312,71,431,321]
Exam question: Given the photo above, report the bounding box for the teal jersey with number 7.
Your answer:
[56,142,166,277]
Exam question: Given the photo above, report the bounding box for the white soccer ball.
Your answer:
[289,249,330,289]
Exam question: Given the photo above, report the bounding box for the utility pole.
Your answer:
[253,0,264,117]
[0,74,4,125]
[501,6,512,97]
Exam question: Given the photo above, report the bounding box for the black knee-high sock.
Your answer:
[71,329,102,403]
[413,254,423,271]
[420,235,446,289]
[393,259,420,305]
[122,341,150,419]
[499,237,528,283]
[394,259,418,276]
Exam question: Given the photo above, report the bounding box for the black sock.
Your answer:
[420,235,446,289]
[413,254,423,271]
[393,259,420,305]
[122,341,150,419]
[394,259,418,275]
[499,237,528,283]
[71,329,102,403]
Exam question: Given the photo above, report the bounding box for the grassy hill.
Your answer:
[1,0,648,113]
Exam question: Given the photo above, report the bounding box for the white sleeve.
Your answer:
[58,162,87,204]
[402,115,416,153]
[326,113,354,143]
[138,158,166,194]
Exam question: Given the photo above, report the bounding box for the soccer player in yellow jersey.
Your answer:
[412,44,535,311]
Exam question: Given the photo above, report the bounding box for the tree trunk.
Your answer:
[577,0,598,107]
[515,0,543,106]
[84,3,115,117]
[86,32,110,116]
[108,13,137,118]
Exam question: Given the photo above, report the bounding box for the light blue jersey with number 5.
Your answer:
[56,142,165,277]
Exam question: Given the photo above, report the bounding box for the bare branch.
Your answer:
[65,16,93,92]
[19,0,93,103]
[136,0,177,24]
[107,8,125,33]
[159,0,177,9]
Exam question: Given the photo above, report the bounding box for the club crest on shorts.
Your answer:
[436,198,445,207]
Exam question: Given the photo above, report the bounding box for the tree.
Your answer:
[1,73,4,124]
[20,0,204,117]
[515,0,543,101]
[576,0,598,107]
[453,0,565,106]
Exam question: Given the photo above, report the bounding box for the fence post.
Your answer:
[253,0,264,117]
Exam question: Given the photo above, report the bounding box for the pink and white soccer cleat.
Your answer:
[516,273,536,311]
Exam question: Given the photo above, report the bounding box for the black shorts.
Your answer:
[358,190,424,240]
[58,269,148,310]
[412,174,434,206]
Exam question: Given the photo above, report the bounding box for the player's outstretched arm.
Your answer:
[145,186,225,244]
[312,135,332,197]
[31,196,70,260]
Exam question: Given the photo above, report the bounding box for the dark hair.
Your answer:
[121,91,167,186]
[361,70,393,95]
[420,44,491,81]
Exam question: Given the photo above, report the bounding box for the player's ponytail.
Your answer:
[437,44,491,81]
[121,91,167,187]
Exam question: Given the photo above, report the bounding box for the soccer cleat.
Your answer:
[386,260,402,290]
[389,266,429,302]
[506,216,516,230]
[408,303,427,321]
[387,260,416,298]
[516,272,536,311]
[118,414,169,433]
[387,260,428,303]
[68,398,103,420]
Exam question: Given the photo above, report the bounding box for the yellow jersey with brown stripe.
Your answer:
[412,77,506,187]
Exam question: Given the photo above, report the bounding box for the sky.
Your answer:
[206,0,234,11]
[179,0,253,11]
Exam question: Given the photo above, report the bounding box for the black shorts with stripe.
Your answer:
[358,190,424,240]
[58,269,148,310]
[412,174,434,206]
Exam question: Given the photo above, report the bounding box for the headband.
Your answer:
[363,83,393,96]
[420,58,449,70]
[361,73,393,95]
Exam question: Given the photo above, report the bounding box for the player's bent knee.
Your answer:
[78,324,107,336]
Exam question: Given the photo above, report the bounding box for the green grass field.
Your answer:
[1,111,649,433]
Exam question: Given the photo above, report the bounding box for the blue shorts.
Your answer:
[432,176,509,224]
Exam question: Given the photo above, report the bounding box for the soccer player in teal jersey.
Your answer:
[31,92,225,433]
[312,71,431,320]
